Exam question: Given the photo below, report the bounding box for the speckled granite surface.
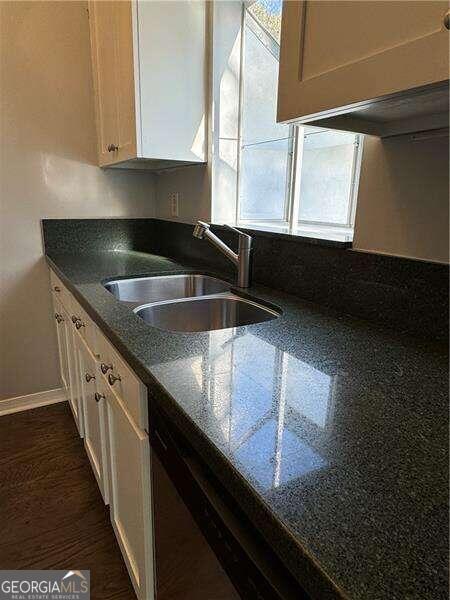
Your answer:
[42,218,449,340]
[44,249,448,600]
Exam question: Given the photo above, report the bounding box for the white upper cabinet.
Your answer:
[277,1,450,136]
[89,0,206,169]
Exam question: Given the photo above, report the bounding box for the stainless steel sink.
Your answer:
[104,274,230,304]
[134,294,279,332]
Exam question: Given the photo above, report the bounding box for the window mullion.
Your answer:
[287,126,305,234]
[235,4,246,226]
[346,135,363,228]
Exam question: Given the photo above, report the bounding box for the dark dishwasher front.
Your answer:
[149,402,309,600]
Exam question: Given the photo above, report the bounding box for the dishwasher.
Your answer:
[149,400,309,600]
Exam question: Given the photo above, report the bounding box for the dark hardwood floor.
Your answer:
[0,402,136,600]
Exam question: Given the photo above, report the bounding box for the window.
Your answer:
[222,0,363,241]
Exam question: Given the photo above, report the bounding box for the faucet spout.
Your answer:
[192,221,252,288]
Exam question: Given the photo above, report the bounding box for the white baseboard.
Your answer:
[0,387,67,416]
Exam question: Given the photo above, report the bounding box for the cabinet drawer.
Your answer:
[97,331,148,431]
[70,299,99,358]
[50,270,71,311]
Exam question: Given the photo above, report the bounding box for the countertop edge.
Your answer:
[45,254,348,600]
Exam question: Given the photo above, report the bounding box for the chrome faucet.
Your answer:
[193,221,252,288]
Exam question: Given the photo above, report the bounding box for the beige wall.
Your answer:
[155,165,211,223]
[0,1,156,400]
[154,4,449,263]
[155,135,449,264]
[353,135,449,263]
[2,2,448,401]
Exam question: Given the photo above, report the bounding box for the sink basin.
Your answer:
[134,294,280,332]
[104,274,230,304]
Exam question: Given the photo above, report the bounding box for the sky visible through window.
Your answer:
[247,0,282,42]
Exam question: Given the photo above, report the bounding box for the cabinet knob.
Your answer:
[54,313,63,323]
[75,319,85,330]
[71,315,80,323]
[101,362,113,374]
[85,373,95,383]
[107,144,119,152]
[94,392,105,403]
[108,373,121,386]
[53,286,61,292]
[444,13,450,30]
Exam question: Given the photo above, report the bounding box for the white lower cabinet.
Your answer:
[53,295,84,436]
[105,387,154,600]
[52,296,70,393]
[78,341,109,504]
[49,269,154,600]
[65,310,84,437]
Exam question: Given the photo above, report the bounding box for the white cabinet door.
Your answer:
[88,0,206,168]
[52,296,70,393]
[115,0,137,163]
[105,390,154,600]
[278,0,449,128]
[63,305,84,437]
[78,343,109,504]
[89,1,121,165]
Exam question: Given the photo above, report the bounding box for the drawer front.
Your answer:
[50,270,71,311]
[98,335,148,431]
[70,299,99,358]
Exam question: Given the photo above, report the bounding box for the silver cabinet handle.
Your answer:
[101,363,113,374]
[107,144,119,152]
[53,286,61,292]
[108,373,121,386]
[85,373,95,383]
[94,392,105,403]
[54,313,64,323]
[75,320,85,330]
[71,315,80,323]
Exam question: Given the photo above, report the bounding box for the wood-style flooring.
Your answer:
[0,402,135,600]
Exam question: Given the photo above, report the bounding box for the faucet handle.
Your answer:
[193,221,210,239]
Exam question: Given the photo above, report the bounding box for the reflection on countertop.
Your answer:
[155,331,331,492]
[46,250,449,600]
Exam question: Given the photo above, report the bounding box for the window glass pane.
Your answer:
[247,0,282,43]
[298,129,357,225]
[241,18,286,145]
[239,11,292,223]
[240,138,290,221]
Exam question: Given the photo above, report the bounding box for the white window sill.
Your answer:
[236,222,353,245]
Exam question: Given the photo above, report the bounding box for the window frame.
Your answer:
[235,7,295,228]
[235,2,364,237]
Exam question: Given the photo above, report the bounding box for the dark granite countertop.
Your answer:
[45,250,448,600]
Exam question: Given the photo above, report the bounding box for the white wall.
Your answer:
[154,165,210,223]
[2,1,447,400]
[155,134,449,265]
[353,134,449,263]
[0,1,156,400]
[154,0,243,226]
[154,5,449,265]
